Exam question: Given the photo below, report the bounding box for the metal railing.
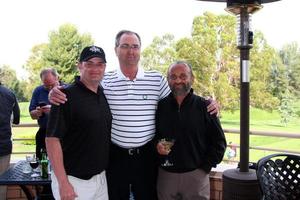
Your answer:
[12,123,300,155]
[223,128,300,155]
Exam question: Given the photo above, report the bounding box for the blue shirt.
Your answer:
[29,85,51,128]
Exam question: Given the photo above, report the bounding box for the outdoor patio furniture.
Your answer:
[256,153,300,200]
[0,160,53,200]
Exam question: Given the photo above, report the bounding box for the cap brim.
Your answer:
[82,55,106,63]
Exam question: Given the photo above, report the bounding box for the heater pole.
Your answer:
[195,1,281,199]
[222,10,261,195]
[238,8,251,173]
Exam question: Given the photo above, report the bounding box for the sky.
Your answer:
[0,0,298,79]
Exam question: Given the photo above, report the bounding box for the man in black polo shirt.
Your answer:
[46,46,112,200]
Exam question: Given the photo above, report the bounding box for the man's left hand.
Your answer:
[206,98,220,116]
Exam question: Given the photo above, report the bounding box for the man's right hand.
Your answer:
[30,108,43,119]
[59,180,78,200]
[49,86,67,105]
[156,142,170,156]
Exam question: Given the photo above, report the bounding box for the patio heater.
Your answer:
[196,0,280,199]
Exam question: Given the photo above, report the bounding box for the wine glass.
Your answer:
[159,138,175,167]
[29,154,40,178]
[23,155,32,174]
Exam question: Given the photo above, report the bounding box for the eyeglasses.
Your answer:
[118,44,140,50]
[168,74,189,81]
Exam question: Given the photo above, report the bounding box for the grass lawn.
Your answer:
[12,102,300,163]
[19,102,36,123]
[221,107,300,132]
[12,102,38,160]
[221,106,300,163]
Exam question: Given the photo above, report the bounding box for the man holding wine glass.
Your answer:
[155,61,227,200]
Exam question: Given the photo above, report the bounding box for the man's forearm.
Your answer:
[45,137,69,185]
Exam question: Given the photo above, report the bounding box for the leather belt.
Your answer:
[111,142,153,156]
[128,148,140,155]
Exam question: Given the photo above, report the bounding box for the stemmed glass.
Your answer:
[29,154,40,178]
[23,155,32,174]
[159,138,175,167]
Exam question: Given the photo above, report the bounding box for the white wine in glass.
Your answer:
[159,138,175,167]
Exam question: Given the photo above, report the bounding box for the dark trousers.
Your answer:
[35,127,54,199]
[35,127,46,161]
[107,142,158,200]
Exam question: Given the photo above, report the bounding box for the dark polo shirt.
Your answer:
[46,76,112,179]
[0,85,20,156]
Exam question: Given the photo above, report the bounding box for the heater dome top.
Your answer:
[196,0,280,3]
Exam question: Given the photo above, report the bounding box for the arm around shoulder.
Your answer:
[49,85,68,105]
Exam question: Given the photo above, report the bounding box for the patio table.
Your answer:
[0,160,52,200]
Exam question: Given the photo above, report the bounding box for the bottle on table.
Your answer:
[40,148,49,179]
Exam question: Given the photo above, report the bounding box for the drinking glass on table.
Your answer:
[23,155,32,174]
[158,138,175,167]
[29,154,40,178]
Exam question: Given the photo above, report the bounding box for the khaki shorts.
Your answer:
[51,171,108,200]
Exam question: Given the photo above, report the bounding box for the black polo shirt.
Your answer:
[46,77,112,179]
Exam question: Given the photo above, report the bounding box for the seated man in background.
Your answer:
[29,68,59,160]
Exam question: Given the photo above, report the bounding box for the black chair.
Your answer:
[256,153,300,200]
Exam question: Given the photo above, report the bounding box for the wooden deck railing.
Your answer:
[12,123,300,155]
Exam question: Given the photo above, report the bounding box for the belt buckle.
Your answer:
[128,148,139,155]
[128,148,134,155]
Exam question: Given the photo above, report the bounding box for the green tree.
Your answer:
[141,33,177,75]
[177,12,240,111]
[18,80,31,101]
[24,44,48,97]
[279,88,294,126]
[0,65,26,101]
[141,12,291,115]
[250,31,279,110]
[268,42,300,124]
[43,23,93,83]
[279,42,300,96]
[25,23,94,86]
[142,13,240,111]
